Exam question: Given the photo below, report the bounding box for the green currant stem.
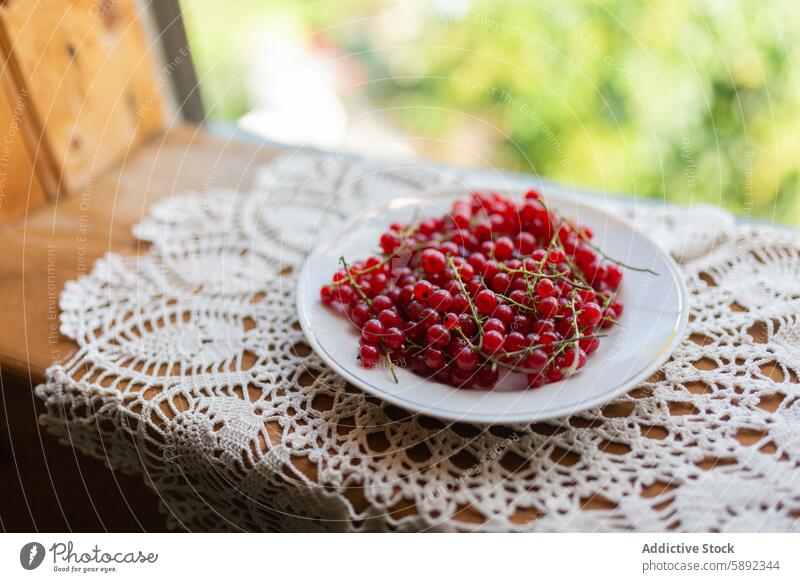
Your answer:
[453,326,606,375]
[447,257,483,333]
[339,256,372,306]
[577,230,659,276]
[502,332,608,358]
[599,288,621,327]
[383,347,399,384]
[495,292,537,313]
[498,266,594,292]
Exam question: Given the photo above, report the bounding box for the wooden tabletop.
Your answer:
[0,124,674,524]
[0,124,282,384]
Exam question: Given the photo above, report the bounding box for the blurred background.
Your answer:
[181,0,800,223]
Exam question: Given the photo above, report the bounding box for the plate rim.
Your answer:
[296,186,690,424]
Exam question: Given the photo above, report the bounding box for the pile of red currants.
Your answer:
[319,190,624,390]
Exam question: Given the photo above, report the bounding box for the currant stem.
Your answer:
[495,292,537,313]
[577,231,659,276]
[498,265,594,292]
[447,256,483,332]
[452,326,606,375]
[339,256,372,306]
[384,348,399,384]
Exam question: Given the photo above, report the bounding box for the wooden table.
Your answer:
[0,124,283,382]
[0,124,283,530]
[1,122,667,531]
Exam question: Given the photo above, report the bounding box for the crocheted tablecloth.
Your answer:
[36,153,800,532]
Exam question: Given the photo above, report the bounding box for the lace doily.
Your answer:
[37,153,800,532]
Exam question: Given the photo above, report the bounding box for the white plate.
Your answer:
[296,188,689,424]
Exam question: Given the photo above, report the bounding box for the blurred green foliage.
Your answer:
[183,0,800,223]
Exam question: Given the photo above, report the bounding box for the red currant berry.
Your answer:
[483,317,506,334]
[481,330,505,353]
[468,252,487,272]
[413,280,434,301]
[360,344,380,367]
[539,331,560,353]
[575,288,596,304]
[450,366,474,388]
[491,272,511,293]
[370,273,387,293]
[510,276,528,292]
[509,289,529,306]
[579,335,600,354]
[320,285,334,305]
[523,348,548,371]
[335,284,355,304]
[494,236,515,260]
[442,312,459,330]
[361,319,384,345]
[548,249,565,264]
[475,289,498,314]
[527,373,546,388]
[534,278,556,298]
[536,296,559,317]
[400,285,415,304]
[350,302,371,326]
[604,264,623,289]
[510,315,531,334]
[419,307,441,328]
[575,243,595,266]
[451,294,469,315]
[504,332,527,353]
[564,316,582,336]
[546,365,564,382]
[440,241,459,256]
[457,262,475,280]
[380,232,400,254]
[378,308,402,328]
[475,222,493,242]
[477,366,500,387]
[577,302,602,326]
[384,327,405,350]
[371,294,393,313]
[494,304,514,325]
[560,347,587,373]
[424,348,445,369]
[517,232,535,255]
[531,318,555,334]
[411,355,429,374]
[483,260,500,281]
[426,324,451,348]
[454,347,479,372]
[457,314,477,336]
[428,289,453,312]
[421,249,447,274]
[358,279,373,298]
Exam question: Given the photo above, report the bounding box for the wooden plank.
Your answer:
[0,62,48,225]
[0,0,164,197]
[0,124,282,382]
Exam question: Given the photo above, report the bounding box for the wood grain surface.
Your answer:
[0,123,632,525]
[0,0,163,197]
[0,63,48,224]
[0,124,281,383]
